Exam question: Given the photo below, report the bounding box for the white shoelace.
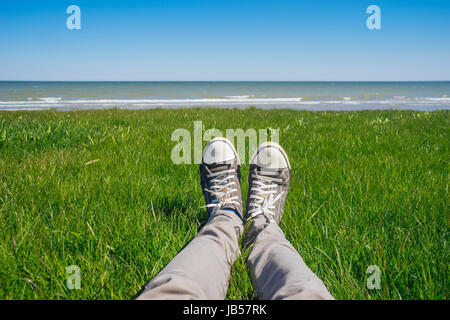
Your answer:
[201,169,239,212]
[247,173,284,223]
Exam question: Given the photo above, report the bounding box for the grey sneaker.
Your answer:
[200,137,243,219]
[245,142,291,224]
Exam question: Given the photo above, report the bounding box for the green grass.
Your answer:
[0,108,448,300]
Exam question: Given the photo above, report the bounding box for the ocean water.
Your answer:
[0,81,449,111]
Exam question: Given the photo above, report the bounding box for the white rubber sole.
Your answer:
[249,141,291,169]
[202,137,241,165]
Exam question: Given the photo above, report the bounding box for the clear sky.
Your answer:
[1,0,450,81]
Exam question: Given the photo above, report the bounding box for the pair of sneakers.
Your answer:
[200,137,291,225]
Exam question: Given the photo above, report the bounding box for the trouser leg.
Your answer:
[137,210,243,300]
[244,217,334,300]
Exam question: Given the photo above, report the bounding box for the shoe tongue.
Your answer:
[207,162,232,174]
[256,167,279,176]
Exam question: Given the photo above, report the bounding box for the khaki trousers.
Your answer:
[137,210,333,300]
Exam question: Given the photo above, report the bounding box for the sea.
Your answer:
[0,81,449,111]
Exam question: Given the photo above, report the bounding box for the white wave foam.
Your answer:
[423,97,450,101]
[0,97,449,111]
[224,95,253,99]
[39,97,62,102]
[0,97,304,105]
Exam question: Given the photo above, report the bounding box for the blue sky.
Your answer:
[1,0,449,81]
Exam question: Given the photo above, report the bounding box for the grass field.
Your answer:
[0,108,448,300]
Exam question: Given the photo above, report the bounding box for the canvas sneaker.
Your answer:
[245,142,291,224]
[200,137,243,219]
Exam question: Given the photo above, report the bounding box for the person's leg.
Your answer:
[245,216,333,300]
[137,138,244,300]
[137,209,242,299]
[243,142,333,300]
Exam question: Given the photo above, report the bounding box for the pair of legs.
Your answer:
[137,138,333,300]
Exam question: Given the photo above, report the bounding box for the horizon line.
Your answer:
[1,80,450,83]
